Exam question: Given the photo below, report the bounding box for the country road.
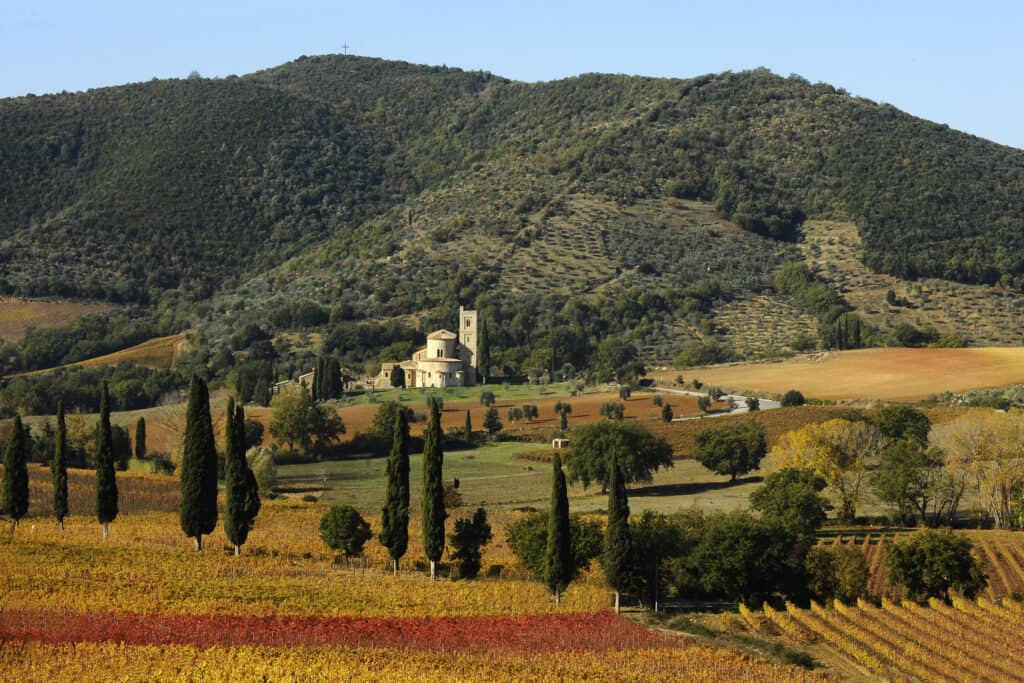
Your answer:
[651,386,781,422]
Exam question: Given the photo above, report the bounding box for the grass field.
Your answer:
[10,333,187,378]
[659,347,1024,401]
[0,298,114,340]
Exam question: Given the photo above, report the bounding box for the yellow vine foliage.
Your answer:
[0,643,828,683]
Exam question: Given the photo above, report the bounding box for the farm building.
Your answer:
[399,306,480,388]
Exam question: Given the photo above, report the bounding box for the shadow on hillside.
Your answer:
[629,476,763,498]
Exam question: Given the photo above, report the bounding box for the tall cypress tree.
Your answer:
[464,410,472,441]
[95,383,118,539]
[476,319,490,385]
[224,398,261,556]
[604,460,632,613]
[545,452,574,604]
[180,375,218,550]
[421,400,447,579]
[380,408,410,573]
[134,416,147,460]
[52,401,68,530]
[326,357,342,399]
[2,415,29,531]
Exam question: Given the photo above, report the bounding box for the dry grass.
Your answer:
[11,334,187,378]
[0,298,115,341]
[658,347,1024,401]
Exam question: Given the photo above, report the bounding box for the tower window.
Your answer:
[465,318,471,328]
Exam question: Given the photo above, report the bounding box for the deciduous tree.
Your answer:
[565,421,673,491]
[695,421,766,481]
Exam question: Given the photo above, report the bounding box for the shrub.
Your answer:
[319,505,372,557]
[449,507,492,579]
[780,389,805,407]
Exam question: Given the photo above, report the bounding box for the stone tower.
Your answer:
[458,305,478,385]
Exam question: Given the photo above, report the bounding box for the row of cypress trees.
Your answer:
[2,375,261,554]
[545,451,631,610]
[379,397,448,579]
[2,387,118,537]
[179,375,261,553]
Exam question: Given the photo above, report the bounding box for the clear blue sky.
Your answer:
[4,1,1022,148]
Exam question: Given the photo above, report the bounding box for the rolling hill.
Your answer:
[3,53,1024,388]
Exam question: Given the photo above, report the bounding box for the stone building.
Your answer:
[400,306,479,388]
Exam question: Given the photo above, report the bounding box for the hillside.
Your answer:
[4,54,1024,388]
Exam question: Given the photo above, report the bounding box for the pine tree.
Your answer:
[545,452,574,604]
[476,319,490,384]
[134,416,147,459]
[2,415,29,531]
[464,409,472,441]
[179,375,218,550]
[52,400,68,530]
[224,398,261,556]
[95,383,118,539]
[421,400,447,579]
[380,408,410,573]
[604,460,632,613]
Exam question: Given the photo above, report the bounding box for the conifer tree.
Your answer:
[253,376,271,407]
[604,460,632,613]
[421,400,447,579]
[95,383,118,539]
[224,398,261,556]
[476,319,490,384]
[134,416,147,460]
[326,357,342,399]
[180,375,218,550]
[545,452,574,604]
[52,400,68,530]
[2,415,29,531]
[380,408,410,573]
[464,409,472,441]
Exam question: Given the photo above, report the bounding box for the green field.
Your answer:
[276,441,773,516]
[340,381,581,408]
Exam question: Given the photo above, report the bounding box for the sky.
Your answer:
[3,0,1023,148]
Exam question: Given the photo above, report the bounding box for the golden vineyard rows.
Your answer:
[761,596,1024,682]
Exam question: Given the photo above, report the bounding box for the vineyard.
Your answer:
[821,529,1024,603]
[0,502,824,682]
[759,597,1024,682]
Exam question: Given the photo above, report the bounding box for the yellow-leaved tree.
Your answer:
[768,419,882,522]
[931,410,1024,529]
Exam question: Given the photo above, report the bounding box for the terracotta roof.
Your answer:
[427,329,457,340]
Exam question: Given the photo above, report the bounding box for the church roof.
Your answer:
[427,329,457,340]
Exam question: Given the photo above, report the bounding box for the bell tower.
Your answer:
[459,305,478,385]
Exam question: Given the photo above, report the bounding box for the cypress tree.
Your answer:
[604,460,632,613]
[327,357,342,399]
[52,401,68,531]
[135,416,147,460]
[2,415,29,531]
[95,383,118,539]
[464,409,472,441]
[180,375,218,550]
[421,400,447,579]
[253,376,270,407]
[224,398,261,556]
[545,452,574,605]
[380,408,410,573]
[476,319,490,384]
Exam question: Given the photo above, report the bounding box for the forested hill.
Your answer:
[3,53,1024,311]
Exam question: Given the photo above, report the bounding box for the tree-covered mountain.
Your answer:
[3,53,1024,383]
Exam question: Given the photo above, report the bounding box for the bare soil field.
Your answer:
[0,298,114,340]
[661,347,1024,401]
